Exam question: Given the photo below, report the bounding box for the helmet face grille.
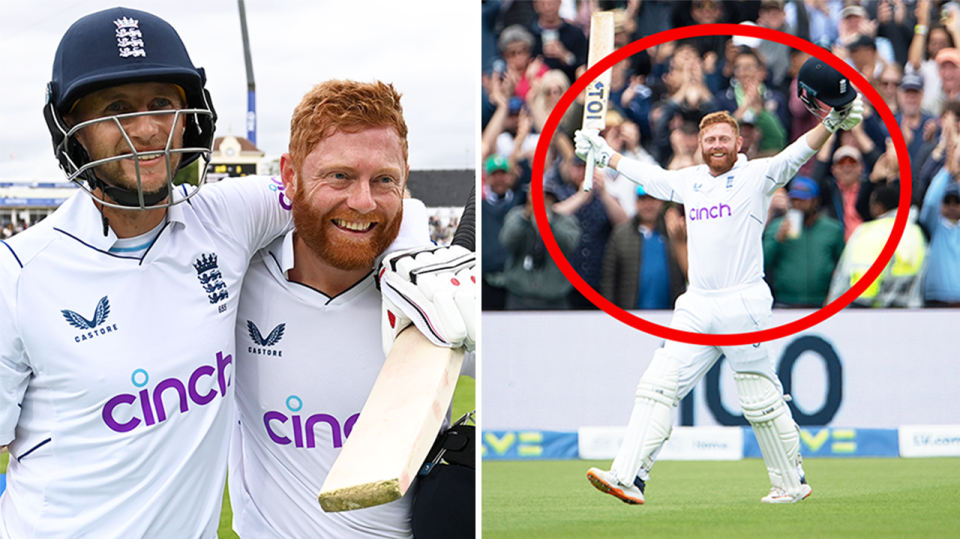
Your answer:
[50,107,215,210]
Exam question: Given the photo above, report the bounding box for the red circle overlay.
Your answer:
[532,24,911,346]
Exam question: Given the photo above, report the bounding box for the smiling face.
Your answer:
[69,82,186,197]
[282,126,407,271]
[699,122,742,176]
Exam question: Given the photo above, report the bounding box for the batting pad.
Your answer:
[611,349,679,484]
[735,373,802,494]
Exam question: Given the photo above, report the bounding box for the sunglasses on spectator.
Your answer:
[945,196,960,205]
[836,157,859,166]
[880,80,899,87]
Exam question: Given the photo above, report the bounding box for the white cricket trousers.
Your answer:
[664,280,783,398]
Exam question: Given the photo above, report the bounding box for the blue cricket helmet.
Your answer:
[44,7,217,209]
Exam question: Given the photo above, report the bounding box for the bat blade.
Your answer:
[581,11,615,192]
[318,329,465,512]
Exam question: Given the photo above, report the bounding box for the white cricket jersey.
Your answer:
[229,200,476,539]
[617,137,816,292]
[0,176,292,538]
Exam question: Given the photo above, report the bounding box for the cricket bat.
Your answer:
[318,187,476,513]
[581,11,615,192]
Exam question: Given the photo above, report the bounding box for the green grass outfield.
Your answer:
[482,458,960,539]
[217,374,475,537]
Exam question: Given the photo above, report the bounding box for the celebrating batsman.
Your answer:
[574,58,863,504]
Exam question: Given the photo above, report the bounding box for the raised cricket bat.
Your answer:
[581,11,615,192]
[318,187,476,513]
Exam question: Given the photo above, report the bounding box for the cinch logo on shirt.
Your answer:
[689,203,732,221]
[62,295,120,343]
[263,395,360,449]
[269,176,293,210]
[101,351,233,433]
[246,320,285,356]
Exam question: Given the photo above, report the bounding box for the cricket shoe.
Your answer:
[761,478,812,504]
[586,468,645,504]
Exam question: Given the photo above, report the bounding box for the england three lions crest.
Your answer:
[194,253,229,310]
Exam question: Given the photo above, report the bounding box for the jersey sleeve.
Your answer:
[0,245,30,446]
[614,157,686,204]
[759,135,817,196]
[189,176,294,258]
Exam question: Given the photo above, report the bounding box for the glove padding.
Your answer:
[379,245,476,357]
[574,129,615,168]
[823,94,864,133]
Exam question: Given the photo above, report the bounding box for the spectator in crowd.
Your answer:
[857,139,902,224]
[500,184,581,309]
[630,0,677,43]
[672,0,731,57]
[527,69,572,143]
[716,46,788,154]
[651,45,719,165]
[617,117,658,167]
[755,0,796,94]
[919,141,960,306]
[601,186,687,310]
[812,133,883,240]
[813,144,865,241]
[934,47,960,114]
[835,4,896,68]
[827,183,927,308]
[498,24,547,101]
[876,63,903,115]
[915,100,960,205]
[483,67,538,172]
[846,34,883,86]
[738,116,765,159]
[874,0,915,68]
[763,177,845,307]
[665,120,703,170]
[547,154,629,309]
[481,154,523,310]
[787,0,839,48]
[596,110,648,218]
[529,0,587,85]
[907,0,954,114]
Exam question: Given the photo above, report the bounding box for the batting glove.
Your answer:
[378,245,476,358]
[823,94,864,133]
[574,129,615,168]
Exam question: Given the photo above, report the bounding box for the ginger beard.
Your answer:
[703,147,737,175]
[699,125,741,176]
[291,180,403,271]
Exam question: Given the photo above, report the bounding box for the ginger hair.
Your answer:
[698,110,740,139]
[288,80,408,172]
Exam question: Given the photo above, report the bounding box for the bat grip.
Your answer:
[583,152,595,192]
[451,184,476,252]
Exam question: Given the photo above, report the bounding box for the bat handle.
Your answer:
[583,152,595,192]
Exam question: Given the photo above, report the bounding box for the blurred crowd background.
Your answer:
[481,0,960,310]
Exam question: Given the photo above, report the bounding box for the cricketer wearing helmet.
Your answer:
[575,57,863,505]
[0,8,290,538]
